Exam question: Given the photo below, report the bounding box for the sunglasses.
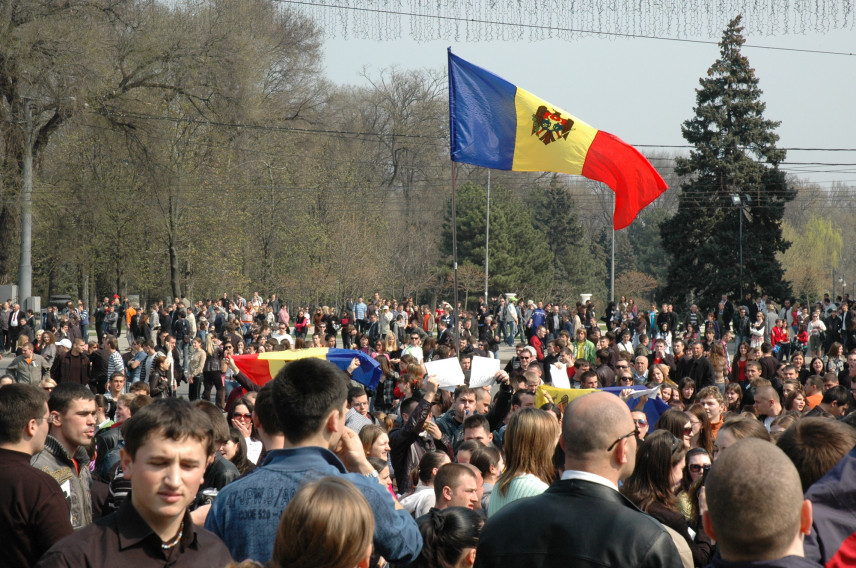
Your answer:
[633,418,648,427]
[683,427,693,436]
[233,413,252,420]
[616,364,629,369]
[688,463,708,473]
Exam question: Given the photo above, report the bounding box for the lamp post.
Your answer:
[731,194,744,302]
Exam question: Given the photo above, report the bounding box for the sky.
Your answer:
[315,11,856,191]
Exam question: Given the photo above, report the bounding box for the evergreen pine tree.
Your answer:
[527,175,606,299]
[441,182,552,294]
[660,15,794,311]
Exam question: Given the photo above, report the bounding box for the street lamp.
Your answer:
[731,194,752,302]
[731,194,744,302]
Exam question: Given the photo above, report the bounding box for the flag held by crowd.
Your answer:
[232,348,382,390]
[448,49,667,230]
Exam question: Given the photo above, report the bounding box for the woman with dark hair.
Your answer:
[228,396,262,465]
[729,341,751,384]
[809,356,826,378]
[220,427,253,475]
[621,430,713,567]
[340,310,352,348]
[470,445,503,511]
[413,507,484,568]
[677,447,711,522]
[724,382,743,415]
[684,404,714,455]
[654,408,693,449]
[400,451,451,518]
[677,377,696,408]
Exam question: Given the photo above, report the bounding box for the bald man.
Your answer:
[475,391,681,568]
[704,438,819,567]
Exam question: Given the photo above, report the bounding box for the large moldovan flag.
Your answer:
[448,49,667,230]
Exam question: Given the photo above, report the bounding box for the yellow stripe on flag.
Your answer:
[259,348,331,382]
[536,385,596,409]
[511,88,598,175]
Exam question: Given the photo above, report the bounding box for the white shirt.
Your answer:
[560,469,619,492]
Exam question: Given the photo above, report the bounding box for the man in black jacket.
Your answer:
[688,342,715,390]
[475,391,682,568]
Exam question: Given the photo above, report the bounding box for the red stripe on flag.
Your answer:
[582,130,667,230]
[232,354,273,387]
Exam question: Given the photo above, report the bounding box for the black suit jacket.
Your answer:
[476,478,682,568]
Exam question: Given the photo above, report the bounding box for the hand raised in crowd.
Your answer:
[423,419,442,441]
[347,357,360,374]
[423,375,440,399]
[232,415,252,438]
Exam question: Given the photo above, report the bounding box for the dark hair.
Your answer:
[123,398,215,459]
[347,386,367,405]
[621,430,686,513]
[399,397,420,419]
[655,408,691,440]
[271,358,348,444]
[368,456,388,474]
[685,403,714,455]
[254,384,282,436]
[0,384,49,445]
[434,463,477,502]
[462,413,490,433]
[725,382,744,412]
[678,377,696,404]
[226,426,252,475]
[469,445,502,478]
[192,400,231,445]
[681,447,711,493]
[413,507,484,568]
[228,397,256,440]
[48,382,95,415]
[457,440,482,457]
[821,385,849,407]
[417,450,450,484]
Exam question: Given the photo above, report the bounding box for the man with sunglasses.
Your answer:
[477,391,681,567]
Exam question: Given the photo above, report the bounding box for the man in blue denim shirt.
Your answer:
[205,358,421,564]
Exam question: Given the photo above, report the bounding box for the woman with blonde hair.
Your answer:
[488,408,559,517]
[649,363,669,384]
[272,476,374,568]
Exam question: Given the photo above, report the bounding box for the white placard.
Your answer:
[424,358,466,390]
[469,356,500,388]
[628,384,661,399]
[550,363,571,390]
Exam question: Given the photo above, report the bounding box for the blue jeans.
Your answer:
[505,321,518,346]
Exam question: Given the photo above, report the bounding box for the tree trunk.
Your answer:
[168,194,182,298]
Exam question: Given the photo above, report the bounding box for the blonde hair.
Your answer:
[272,477,373,568]
[496,408,559,497]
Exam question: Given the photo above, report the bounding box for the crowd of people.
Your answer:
[3,289,856,567]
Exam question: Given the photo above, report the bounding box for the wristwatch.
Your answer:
[364,470,379,479]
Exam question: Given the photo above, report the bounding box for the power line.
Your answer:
[278,0,856,57]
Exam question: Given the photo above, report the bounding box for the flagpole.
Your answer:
[452,161,460,357]
[610,193,615,304]
[484,169,490,300]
